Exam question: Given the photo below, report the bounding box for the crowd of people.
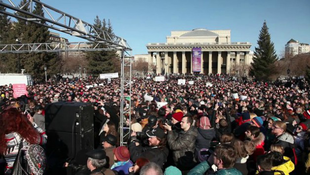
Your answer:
[1,74,310,175]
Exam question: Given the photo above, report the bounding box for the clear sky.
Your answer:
[35,0,310,56]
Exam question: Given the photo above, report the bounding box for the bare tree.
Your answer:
[230,63,251,78]
[61,54,88,74]
[133,59,149,76]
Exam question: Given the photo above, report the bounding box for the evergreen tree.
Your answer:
[9,0,61,81]
[250,21,278,81]
[86,16,119,76]
[0,5,12,72]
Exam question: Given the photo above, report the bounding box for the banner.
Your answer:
[99,72,118,79]
[154,76,165,82]
[192,47,201,72]
[13,84,27,98]
[188,81,194,85]
[178,79,186,85]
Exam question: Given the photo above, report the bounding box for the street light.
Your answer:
[44,66,47,83]
[16,38,21,73]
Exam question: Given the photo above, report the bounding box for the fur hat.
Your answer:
[113,146,130,161]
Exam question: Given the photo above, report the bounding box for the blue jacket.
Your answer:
[188,161,242,175]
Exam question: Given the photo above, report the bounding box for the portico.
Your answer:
[146,29,252,75]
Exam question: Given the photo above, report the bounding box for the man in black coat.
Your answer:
[128,127,169,168]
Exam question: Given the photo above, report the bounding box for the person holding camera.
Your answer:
[128,127,169,168]
[164,115,198,171]
[188,144,242,175]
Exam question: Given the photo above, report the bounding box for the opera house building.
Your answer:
[146,28,252,75]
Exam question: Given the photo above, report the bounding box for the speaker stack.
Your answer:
[45,102,94,174]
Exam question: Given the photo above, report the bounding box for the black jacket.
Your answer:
[128,142,169,168]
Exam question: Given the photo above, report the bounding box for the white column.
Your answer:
[182,52,186,74]
[208,52,212,75]
[190,51,193,74]
[148,52,152,74]
[201,51,204,74]
[217,52,222,74]
[236,51,240,65]
[156,53,161,75]
[226,52,231,74]
[173,52,178,73]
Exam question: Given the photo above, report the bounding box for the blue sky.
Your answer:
[27,0,310,56]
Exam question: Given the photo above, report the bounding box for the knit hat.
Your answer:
[303,110,310,119]
[172,111,183,122]
[252,117,264,127]
[164,166,182,175]
[113,146,130,161]
[199,116,211,129]
[242,112,251,121]
[131,123,142,132]
[269,116,281,122]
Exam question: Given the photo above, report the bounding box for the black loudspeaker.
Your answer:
[45,102,94,169]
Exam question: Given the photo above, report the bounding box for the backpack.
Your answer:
[23,144,46,175]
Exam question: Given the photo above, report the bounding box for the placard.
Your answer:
[178,79,186,85]
[206,82,213,87]
[154,76,165,82]
[13,84,27,98]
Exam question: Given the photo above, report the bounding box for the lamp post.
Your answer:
[44,66,47,83]
[16,39,21,73]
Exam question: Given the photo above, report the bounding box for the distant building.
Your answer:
[285,39,310,56]
[146,28,252,75]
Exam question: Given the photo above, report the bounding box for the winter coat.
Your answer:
[271,156,295,175]
[234,156,249,175]
[195,128,216,151]
[273,132,296,164]
[111,160,133,175]
[188,161,242,175]
[167,126,198,170]
[105,146,116,168]
[128,141,169,168]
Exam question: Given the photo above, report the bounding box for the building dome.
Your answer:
[180,28,218,37]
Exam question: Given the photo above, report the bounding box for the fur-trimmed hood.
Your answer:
[252,132,265,146]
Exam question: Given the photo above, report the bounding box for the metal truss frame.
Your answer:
[0,0,132,146]
[0,42,116,53]
[0,0,131,51]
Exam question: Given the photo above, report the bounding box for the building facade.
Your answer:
[285,39,310,57]
[146,28,252,75]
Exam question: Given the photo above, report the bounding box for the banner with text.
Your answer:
[13,84,27,98]
[192,47,202,72]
